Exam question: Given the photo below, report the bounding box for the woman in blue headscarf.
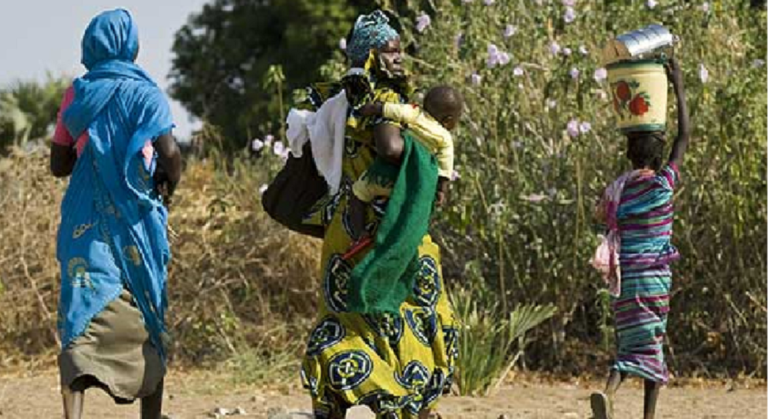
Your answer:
[295,10,457,419]
[50,9,181,419]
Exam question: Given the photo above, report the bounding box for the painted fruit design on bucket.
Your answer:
[611,79,651,119]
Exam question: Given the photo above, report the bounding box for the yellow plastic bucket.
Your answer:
[607,59,668,133]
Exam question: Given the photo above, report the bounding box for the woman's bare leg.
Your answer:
[591,370,626,419]
[62,387,84,419]
[643,379,662,419]
[140,379,164,419]
[605,370,627,396]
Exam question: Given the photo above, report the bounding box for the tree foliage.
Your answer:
[169,0,373,151]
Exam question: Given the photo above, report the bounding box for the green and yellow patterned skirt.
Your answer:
[302,203,457,419]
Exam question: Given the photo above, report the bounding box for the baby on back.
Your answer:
[355,84,463,205]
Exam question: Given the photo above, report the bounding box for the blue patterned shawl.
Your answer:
[57,9,174,361]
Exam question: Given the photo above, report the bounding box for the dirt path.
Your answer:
[0,371,764,418]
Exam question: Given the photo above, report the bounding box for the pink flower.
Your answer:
[487,43,500,68]
[564,7,576,23]
[567,119,580,137]
[415,13,431,33]
[562,0,576,6]
[264,135,274,147]
[563,47,572,56]
[579,121,592,134]
[570,67,581,79]
[646,0,657,9]
[471,72,482,85]
[487,44,510,68]
[549,41,561,56]
[504,25,517,38]
[339,38,347,51]
[451,170,461,181]
[513,66,524,77]
[251,138,265,152]
[700,2,710,12]
[497,52,511,66]
[593,67,608,82]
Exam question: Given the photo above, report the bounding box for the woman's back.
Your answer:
[617,163,680,266]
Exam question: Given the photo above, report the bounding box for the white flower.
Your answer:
[513,66,525,77]
[259,184,269,195]
[564,47,574,56]
[484,0,495,4]
[471,72,482,85]
[570,67,581,79]
[579,121,592,134]
[593,67,608,82]
[339,38,347,51]
[546,98,557,109]
[550,41,561,55]
[562,0,576,6]
[753,59,766,68]
[415,13,431,33]
[646,0,657,9]
[264,134,274,147]
[451,170,461,181]
[579,45,589,55]
[487,44,510,68]
[567,119,580,137]
[504,25,517,38]
[699,63,709,83]
[518,82,525,90]
[597,90,608,100]
[512,140,524,149]
[251,138,265,152]
[564,7,576,23]
[487,43,500,68]
[273,141,286,156]
[700,2,710,12]
[497,52,511,66]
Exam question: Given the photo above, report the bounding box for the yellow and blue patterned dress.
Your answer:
[299,63,458,419]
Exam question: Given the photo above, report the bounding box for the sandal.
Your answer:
[590,391,613,419]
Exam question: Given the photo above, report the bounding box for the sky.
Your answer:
[0,0,210,140]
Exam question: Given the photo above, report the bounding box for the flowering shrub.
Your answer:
[391,0,766,375]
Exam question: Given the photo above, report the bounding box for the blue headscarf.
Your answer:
[57,9,174,361]
[346,10,399,64]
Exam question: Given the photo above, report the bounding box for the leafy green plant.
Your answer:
[452,273,557,396]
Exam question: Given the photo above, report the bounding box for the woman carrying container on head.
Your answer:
[589,46,690,419]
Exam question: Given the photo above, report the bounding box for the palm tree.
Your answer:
[0,74,70,153]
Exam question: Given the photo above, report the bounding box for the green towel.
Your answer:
[348,132,439,314]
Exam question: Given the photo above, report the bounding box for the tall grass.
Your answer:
[0,140,321,369]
